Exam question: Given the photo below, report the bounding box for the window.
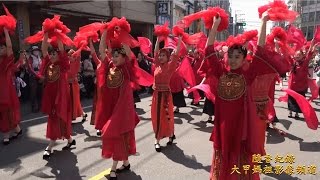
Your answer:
[302,13,309,22]
[302,0,308,6]
[309,12,315,22]
[310,0,315,5]
[308,26,315,40]
[302,27,308,37]
[316,11,320,21]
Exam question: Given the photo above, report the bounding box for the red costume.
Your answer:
[96,55,139,161]
[39,53,72,140]
[151,53,178,140]
[68,56,84,120]
[0,55,20,133]
[206,45,285,180]
[288,52,312,92]
[90,52,101,126]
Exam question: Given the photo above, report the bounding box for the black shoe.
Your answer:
[174,109,179,114]
[294,114,300,119]
[167,135,176,145]
[288,114,293,118]
[43,149,51,160]
[82,114,88,122]
[206,117,214,124]
[97,130,102,136]
[62,139,76,150]
[116,164,130,173]
[155,143,161,152]
[11,129,22,139]
[3,138,9,145]
[106,170,117,180]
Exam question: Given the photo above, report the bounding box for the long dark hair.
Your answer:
[227,44,248,58]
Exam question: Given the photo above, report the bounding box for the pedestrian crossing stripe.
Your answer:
[88,168,111,180]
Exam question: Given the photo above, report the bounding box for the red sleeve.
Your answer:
[91,52,101,66]
[58,52,70,72]
[199,45,223,78]
[252,46,290,75]
[39,55,50,77]
[168,54,179,72]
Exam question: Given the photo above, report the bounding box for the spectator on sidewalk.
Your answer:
[28,46,43,112]
[82,53,95,98]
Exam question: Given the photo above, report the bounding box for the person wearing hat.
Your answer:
[28,45,43,113]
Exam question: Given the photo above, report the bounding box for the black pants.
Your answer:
[83,75,94,98]
[29,76,43,111]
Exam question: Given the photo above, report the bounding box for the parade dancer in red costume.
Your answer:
[39,33,75,159]
[88,39,103,136]
[96,27,140,179]
[170,70,186,113]
[288,40,316,119]
[151,36,181,152]
[0,28,22,145]
[207,13,287,180]
[67,49,87,122]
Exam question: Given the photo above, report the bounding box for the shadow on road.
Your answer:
[0,132,48,172]
[191,121,213,134]
[299,141,320,152]
[266,128,303,145]
[117,170,142,180]
[174,112,194,123]
[32,150,83,180]
[162,144,210,172]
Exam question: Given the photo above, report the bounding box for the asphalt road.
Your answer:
[1,82,320,180]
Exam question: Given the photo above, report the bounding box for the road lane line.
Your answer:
[21,105,92,123]
[88,168,111,180]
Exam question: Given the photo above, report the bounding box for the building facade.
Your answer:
[2,1,157,50]
[296,0,320,40]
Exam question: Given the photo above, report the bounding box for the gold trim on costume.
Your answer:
[46,64,60,83]
[217,73,246,101]
[106,67,124,88]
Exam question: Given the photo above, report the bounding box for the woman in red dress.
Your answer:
[287,42,316,118]
[67,49,87,122]
[38,33,75,159]
[151,36,181,152]
[88,39,102,136]
[0,28,22,145]
[207,14,287,180]
[96,29,139,180]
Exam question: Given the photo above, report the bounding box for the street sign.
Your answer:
[157,2,169,15]
[236,22,246,26]
[157,15,171,25]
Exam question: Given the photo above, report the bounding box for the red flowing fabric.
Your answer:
[187,84,215,103]
[0,4,16,34]
[258,0,298,22]
[281,89,318,130]
[154,21,170,42]
[287,25,306,51]
[180,7,229,31]
[73,22,102,57]
[308,79,319,101]
[0,55,20,133]
[135,66,154,87]
[25,15,73,46]
[187,32,206,45]
[137,37,152,55]
[164,37,187,57]
[178,57,201,103]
